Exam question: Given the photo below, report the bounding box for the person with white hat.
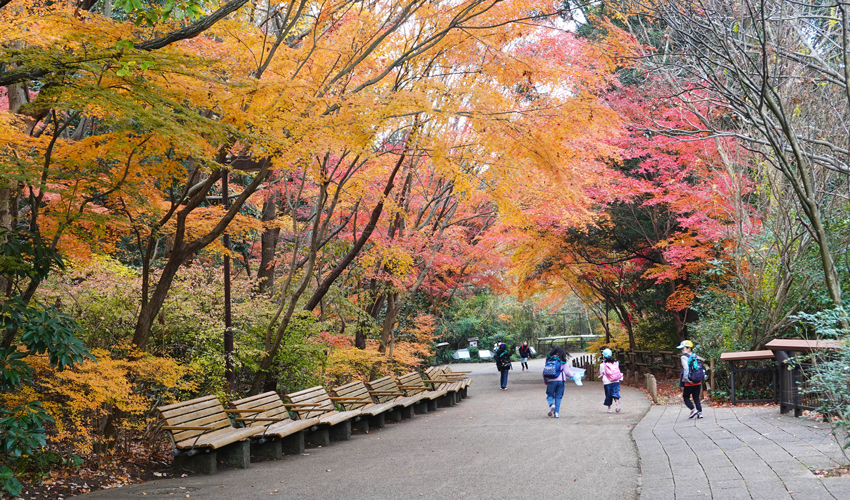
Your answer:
[677,340,703,419]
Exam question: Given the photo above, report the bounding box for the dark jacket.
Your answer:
[519,345,531,358]
[495,348,511,370]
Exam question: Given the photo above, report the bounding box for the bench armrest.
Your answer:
[226,408,273,414]
[163,425,215,431]
[235,417,282,423]
[396,384,425,389]
[283,403,325,408]
[329,397,369,402]
[368,390,403,395]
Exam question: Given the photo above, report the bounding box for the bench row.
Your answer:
[157,366,472,474]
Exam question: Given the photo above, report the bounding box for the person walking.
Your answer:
[543,346,574,418]
[495,343,512,390]
[519,341,531,371]
[598,348,622,413]
[677,340,703,419]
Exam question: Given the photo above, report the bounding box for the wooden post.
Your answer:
[709,358,715,393]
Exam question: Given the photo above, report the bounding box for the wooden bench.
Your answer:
[366,376,427,421]
[284,386,362,445]
[229,391,321,458]
[423,367,462,406]
[158,395,258,474]
[396,372,446,413]
[439,366,472,398]
[330,380,404,432]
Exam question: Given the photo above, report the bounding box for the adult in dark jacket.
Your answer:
[519,341,532,371]
[495,343,511,390]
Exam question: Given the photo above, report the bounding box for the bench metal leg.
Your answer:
[329,421,352,441]
[306,428,330,447]
[281,432,305,455]
[370,413,385,429]
[252,439,282,459]
[173,450,217,475]
[427,399,438,412]
[221,440,251,469]
[399,406,414,420]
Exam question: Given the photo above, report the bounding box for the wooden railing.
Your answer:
[571,349,715,390]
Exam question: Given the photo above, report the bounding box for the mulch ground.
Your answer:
[16,442,176,500]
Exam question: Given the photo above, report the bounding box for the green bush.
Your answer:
[790,308,850,456]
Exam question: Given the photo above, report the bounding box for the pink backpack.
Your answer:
[603,361,623,382]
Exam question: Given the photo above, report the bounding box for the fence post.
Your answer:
[709,358,715,392]
[645,373,658,404]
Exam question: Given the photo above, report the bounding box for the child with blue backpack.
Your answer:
[598,349,623,413]
[677,340,705,419]
[542,346,574,418]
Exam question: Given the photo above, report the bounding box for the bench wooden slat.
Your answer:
[330,381,403,416]
[229,391,320,439]
[158,396,256,451]
[158,395,218,414]
[285,386,360,422]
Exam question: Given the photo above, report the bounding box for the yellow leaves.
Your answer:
[12,347,195,454]
[666,285,697,312]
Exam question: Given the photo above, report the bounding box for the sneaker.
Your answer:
[696,412,704,419]
[615,400,621,413]
[688,408,698,419]
[554,413,560,418]
[548,404,555,417]
[607,408,613,413]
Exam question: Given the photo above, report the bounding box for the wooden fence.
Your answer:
[570,349,715,390]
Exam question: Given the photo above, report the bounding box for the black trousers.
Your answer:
[683,384,702,412]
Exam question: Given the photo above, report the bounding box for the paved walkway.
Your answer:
[84,358,650,499]
[81,358,850,500]
[635,405,850,500]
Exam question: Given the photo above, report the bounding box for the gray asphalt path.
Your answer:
[83,357,650,499]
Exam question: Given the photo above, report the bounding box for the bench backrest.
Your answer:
[366,376,403,403]
[397,372,428,396]
[230,391,292,427]
[330,381,375,411]
[285,386,335,419]
[423,366,446,384]
[158,395,232,443]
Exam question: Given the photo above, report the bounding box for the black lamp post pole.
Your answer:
[223,171,234,392]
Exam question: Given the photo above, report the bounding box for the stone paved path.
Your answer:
[81,359,850,500]
[634,405,850,500]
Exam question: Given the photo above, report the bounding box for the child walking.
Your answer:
[519,341,531,371]
[598,348,622,413]
[677,340,703,419]
[543,346,574,418]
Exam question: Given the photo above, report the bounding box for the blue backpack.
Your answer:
[687,354,706,383]
[542,356,562,378]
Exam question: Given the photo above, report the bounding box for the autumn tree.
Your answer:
[616,0,850,308]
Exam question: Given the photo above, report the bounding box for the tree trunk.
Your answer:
[256,189,279,293]
[378,293,398,355]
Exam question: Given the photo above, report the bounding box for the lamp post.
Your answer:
[222,170,234,392]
